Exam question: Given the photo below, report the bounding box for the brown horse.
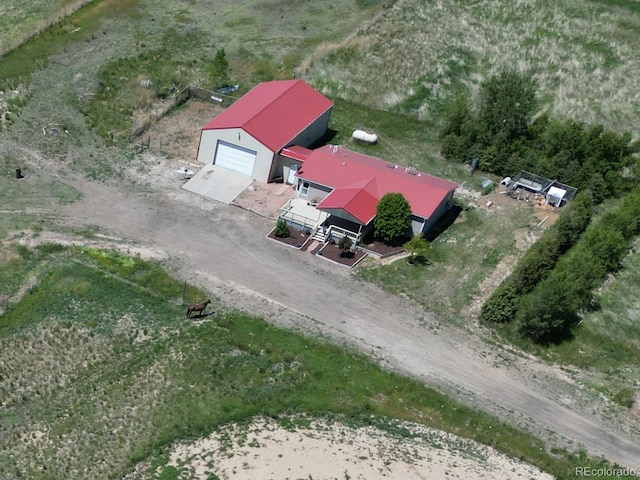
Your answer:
[186,299,211,318]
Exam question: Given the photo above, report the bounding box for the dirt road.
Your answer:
[52,174,640,469]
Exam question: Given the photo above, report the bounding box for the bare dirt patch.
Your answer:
[485,185,560,226]
[128,416,553,480]
[136,100,223,163]
[233,181,293,220]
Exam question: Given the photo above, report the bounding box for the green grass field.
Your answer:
[0,246,632,479]
[358,200,533,319]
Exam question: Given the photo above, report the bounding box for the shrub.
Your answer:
[479,70,537,142]
[374,193,412,245]
[480,279,518,323]
[517,233,621,342]
[612,388,635,409]
[581,224,627,272]
[338,235,353,257]
[480,190,595,326]
[37,243,67,255]
[274,220,290,238]
[16,245,32,261]
[403,235,430,265]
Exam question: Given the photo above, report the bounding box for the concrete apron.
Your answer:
[182,164,253,204]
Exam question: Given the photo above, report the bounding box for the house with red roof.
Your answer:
[195,79,457,243]
[196,79,333,183]
[279,145,458,242]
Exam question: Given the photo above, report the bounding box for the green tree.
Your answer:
[439,94,480,162]
[480,190,594,325]
[603,187,640,240]
[479,70,537,142]
[581,224,627,272]
[403,235,430,264]
[516,268,581,342]
[374,193,412,245]
[517,244,609,342]
[210,48,230,89]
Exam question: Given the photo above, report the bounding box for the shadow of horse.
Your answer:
[187,310,217,320]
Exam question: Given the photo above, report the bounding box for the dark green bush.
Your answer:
[374,193,412,245]
[338,235,353,257]
[516,187,640,342]
[275,220,290,238]
[516,267,582,342]
[481,191,594,325]
[480,279,518,323]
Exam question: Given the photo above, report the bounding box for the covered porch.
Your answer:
[319,215,364,245]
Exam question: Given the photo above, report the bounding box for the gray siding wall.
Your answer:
[296,179,332,202]
[272,156,303,183]
[289,108,332,148]
[197,128,274,182]
[411,215,427,236]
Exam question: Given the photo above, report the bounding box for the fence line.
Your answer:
[129,85,237,141]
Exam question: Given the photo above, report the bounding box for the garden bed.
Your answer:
[358,237,406,258]
[317,242,367,268]
[267,224,311,249]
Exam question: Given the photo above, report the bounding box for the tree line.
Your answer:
[481,188,640,341]
[440,70,640,342]
[440,70,639,203]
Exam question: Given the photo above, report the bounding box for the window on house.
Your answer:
[300,182,310,196]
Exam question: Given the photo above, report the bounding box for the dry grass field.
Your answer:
[0,0,93,56]
[305,0,640,138]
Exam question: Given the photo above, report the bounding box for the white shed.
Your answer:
[546,186,567,207]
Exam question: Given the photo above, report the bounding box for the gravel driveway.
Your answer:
[53,171,640,469]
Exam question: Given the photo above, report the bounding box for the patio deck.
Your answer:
[279,198,329,232]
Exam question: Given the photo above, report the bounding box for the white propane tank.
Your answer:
[352,129,378,144]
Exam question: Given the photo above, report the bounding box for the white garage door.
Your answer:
[214,141,257,177]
